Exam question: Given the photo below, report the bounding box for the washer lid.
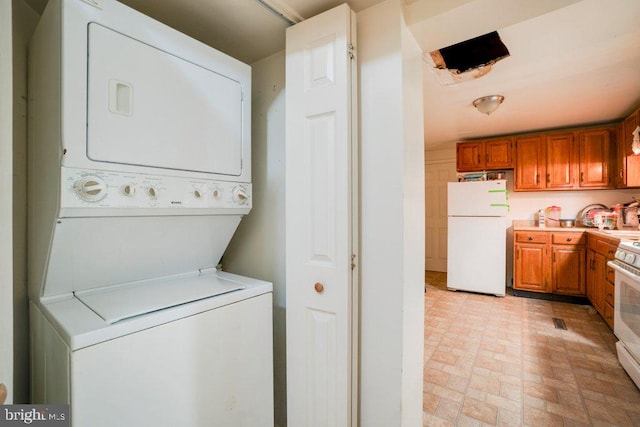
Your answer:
[75,272,245,324]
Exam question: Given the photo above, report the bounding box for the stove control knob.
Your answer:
[194,189,203,199]
[625,253,636,264]
[615,250,626,261]
[75,176,107,202]
[122,183,136,197]
[232,186,248,205]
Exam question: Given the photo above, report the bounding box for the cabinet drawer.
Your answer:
[551,232,585,245]
[515,231,548,244]
[605,281,615,306]
[596,240,618,258]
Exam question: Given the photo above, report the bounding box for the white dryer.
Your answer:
[27,0,273,425]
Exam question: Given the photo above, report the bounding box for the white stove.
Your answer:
[608,240,640,390]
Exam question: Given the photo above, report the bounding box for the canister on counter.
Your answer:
[545,206,561,227]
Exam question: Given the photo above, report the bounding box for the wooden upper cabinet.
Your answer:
[620,108,640,188]
[545,133,574,190]
[577,128,612,189]
[515,136,545,190]
[456,139,513,172]
[456,142,483,172]
[485,138,513,169]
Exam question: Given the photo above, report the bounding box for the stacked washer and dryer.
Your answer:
[27,0,273,425]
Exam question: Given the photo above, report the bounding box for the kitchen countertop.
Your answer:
[512,220,640,241]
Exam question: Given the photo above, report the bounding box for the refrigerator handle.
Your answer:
[490,203,510,212]
[488,188,509,200]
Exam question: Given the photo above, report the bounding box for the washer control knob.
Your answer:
[122,183,136,197]
[147,185,159,200]
[75,176,107,202]
[232,186,248,205]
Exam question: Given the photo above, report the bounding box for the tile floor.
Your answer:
[423,271,640,426]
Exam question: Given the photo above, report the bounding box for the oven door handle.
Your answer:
[608,260,640,280]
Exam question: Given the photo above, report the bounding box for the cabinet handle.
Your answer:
[314,282,325,293]
[547,173,550,184]
[485,153,488,163]
[528,236,534,241]
[567,237,572,242]
[620,169,624,179]
[478,154,481,164]
[535,174,539,185]
[580,172,584,182]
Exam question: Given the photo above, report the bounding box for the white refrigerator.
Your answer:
[447,180,509,296]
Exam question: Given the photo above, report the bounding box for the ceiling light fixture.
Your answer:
[473,95,504,115]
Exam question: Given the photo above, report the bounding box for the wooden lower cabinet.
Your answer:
[552,245,585,295]
[586,234,619,328]
[514,230,585,295]
[515,242,549,292]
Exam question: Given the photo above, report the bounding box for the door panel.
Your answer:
[285,5,356,426]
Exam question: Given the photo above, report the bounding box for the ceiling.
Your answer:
[23,0,640,148]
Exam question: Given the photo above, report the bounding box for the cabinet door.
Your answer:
[578,129,611,188]
[551,245,585,295]
[623,110,640,187]
[515,136,545,191]
[457,142,484,172]
[485,139,513,169]
[545,133,575,190]
[514,243,548,292]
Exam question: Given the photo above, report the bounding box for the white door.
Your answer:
[425,160,456,272]
[285,4,357,426]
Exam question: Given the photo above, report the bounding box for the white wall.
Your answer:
[222,51,286,427]
[1,0,14,404]
[400,13,425,426]
[358,0,424,425]
[12,0,39,403]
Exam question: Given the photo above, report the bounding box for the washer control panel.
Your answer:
[61,168,251,210]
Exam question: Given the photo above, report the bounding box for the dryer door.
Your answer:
[86,23,243,176]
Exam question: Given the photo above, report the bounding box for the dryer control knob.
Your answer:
[147,185,159,200]
[75,176,107,202]
[212,186,223,200]
[122,183,136,197]
[232,186,248,205]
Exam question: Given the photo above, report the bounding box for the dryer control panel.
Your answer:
[59,167,251,216]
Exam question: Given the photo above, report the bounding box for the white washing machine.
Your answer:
[27,0,273,425]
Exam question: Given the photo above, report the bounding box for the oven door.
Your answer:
[610,261,640,362]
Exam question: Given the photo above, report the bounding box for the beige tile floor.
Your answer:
[423,271,640,426]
